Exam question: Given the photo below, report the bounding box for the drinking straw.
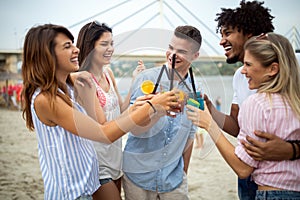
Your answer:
[170,54,176,90]
[174,70,191,92]
[152,65,168,94]
[189,67,197,99]
[152,60,192,94]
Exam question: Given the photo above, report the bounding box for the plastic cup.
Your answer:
[187,91,204,110]
[159,80,178,92]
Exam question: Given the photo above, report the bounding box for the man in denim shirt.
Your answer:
[122,25,201,199]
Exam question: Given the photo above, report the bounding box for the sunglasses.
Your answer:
[255,33,268,40]
[87,20,103,30]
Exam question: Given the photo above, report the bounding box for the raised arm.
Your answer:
[109,61,146,112]
[186,104,253,178]
[34,84,178,144]
[205,94,240,137]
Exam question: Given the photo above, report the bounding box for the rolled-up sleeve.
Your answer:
[235,94,268,168]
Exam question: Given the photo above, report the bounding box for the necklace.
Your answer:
[93,72,110,93]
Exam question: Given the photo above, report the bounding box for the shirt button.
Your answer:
[163,153,167,156]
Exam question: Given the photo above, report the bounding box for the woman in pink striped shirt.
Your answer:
[187,33,300,199]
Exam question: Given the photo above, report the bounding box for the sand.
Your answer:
[0,109,238,200]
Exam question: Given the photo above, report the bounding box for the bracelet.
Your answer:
[287,140,297,161]
[295,141,300,159]
[146,100,156,113]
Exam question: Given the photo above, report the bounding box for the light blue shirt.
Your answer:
[123,66,196,192]
[31,86,100,200]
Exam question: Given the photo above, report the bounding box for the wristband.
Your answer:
[146,100,156,113]
[287,140,297,161]
[295,141,300,160]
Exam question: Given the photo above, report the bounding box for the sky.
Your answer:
[1,0,299,56]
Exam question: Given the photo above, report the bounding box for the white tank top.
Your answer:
[92,67,123,180]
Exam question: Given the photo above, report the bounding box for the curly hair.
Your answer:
[215,0,274,36]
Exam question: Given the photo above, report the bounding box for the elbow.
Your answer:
[224,123,240,137]
[232,129,239,138]
[97,137,113,144]
[236,168,252,179]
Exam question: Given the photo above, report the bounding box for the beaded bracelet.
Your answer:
[146,100,156,113]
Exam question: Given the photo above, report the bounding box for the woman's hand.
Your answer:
[74,75,96,108]
[150,91,180,116]
[131,94,155,111]
[71,71,94,88]
[186,102,212,131]
[132,60,146,79]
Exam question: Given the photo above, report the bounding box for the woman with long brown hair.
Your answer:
[21,23,178,200]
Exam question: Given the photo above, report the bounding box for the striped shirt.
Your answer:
[236,93,300,191]
[31,87,100,200]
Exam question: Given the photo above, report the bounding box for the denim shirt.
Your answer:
[123,66,196,192]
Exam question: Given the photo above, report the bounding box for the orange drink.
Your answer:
[141,80,155,94]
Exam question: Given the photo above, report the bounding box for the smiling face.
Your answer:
[92,31,114,67]
[166,35,199,77]
[54,33,80,81]
[241,50,276,90]
[219,26,251,64]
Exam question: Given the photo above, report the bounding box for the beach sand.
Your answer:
[0,109,238,200]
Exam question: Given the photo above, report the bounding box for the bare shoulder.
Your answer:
[105,67,117,86]
[106,67,115,79]
[34,93,56,126]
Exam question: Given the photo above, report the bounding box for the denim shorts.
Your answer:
[75,195,93,200]
[256,190,300,200]
[99,178,113,185]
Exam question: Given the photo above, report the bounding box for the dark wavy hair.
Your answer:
[215,0,274,35]
[76,21,112,70]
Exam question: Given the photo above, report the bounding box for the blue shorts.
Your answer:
[256,190,300,200]
[76,195,93,200]
[99,178,113,185]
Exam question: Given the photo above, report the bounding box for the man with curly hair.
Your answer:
[204,1,298,199]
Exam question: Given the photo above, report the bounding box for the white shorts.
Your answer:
[122,172,189,200]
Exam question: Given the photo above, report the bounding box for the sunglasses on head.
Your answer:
[255,33,269,40]
[87,20,103,30]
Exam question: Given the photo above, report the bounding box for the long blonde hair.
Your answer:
[244,32,300,119]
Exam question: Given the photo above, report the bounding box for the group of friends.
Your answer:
[21,0,299,200]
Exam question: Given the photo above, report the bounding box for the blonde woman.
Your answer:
[187,33,300,199]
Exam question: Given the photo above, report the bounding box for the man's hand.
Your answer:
[242,130,292,161]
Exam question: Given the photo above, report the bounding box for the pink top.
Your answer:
[235,93,300,191]
[91,73,107,107]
